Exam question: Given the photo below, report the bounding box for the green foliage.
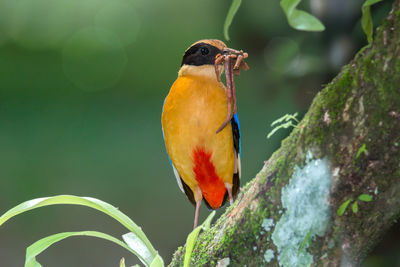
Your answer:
[362,0,384,43]
[183,211,216,267]
[280,0,325,32]
[120,258,126,267]
[267,112,299,139]
[356,143,368,158]
[224,0,382,44]
[337,194,373,216]
[224,0,242,40]
[224,0,325,41]
[358,194,373,202]
[121,258,140,267]
[25,231,138,267]
[337,199,353,216]
[0,195,164,267]
[352,201,359,214]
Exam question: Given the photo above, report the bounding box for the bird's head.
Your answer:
[178,39,227,79]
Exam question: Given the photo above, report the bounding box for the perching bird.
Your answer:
[161,39,242,229]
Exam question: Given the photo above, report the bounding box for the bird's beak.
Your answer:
[221,47,241,56]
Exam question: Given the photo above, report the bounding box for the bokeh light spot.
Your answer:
[264,37,300,74]
[94,0,141,46]
[7,0,79,50]
[62,27,127,92]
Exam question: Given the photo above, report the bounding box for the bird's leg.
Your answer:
[193,187,203,229]
[193,199,201,229]
[216,56,233,133]
[225,182,234,205]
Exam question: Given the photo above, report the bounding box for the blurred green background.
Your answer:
[0,0,397,266]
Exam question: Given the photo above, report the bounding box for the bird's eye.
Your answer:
[201,47,209,55]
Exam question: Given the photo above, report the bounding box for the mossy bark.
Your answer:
[169,1,400,266]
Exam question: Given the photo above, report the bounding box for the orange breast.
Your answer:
[162,71,235,206]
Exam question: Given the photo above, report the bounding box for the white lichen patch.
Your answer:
[216,257,230,267]
[374,187,379,195]
[261,218,274,232]
[264,249,274,263]
[271,151,332,267]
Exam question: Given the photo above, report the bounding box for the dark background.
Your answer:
[0,0,397,266]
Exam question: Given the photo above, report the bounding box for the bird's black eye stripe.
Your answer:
[201,47,209,55]
[181,43,221,66]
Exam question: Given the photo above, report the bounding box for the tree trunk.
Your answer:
[169,1,400,266]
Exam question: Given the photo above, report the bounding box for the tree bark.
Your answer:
[169,1,400,266]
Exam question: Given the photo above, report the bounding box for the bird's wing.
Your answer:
[161,98,184,193]
[231,113,241,197]
[162,125,197,205]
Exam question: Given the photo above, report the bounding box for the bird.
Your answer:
[161,39,243,229]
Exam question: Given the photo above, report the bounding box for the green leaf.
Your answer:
[358,194,373,202]
[123,233,164,267]
[267,112,299,139]
[362,0,383,43]
[280,0,325,32]
[201,210,216,231]
[25,231,138,267]
[356,143,368,158]
[0,195,162,267]
[149,255,164,267]
[120,258,126,267]
[271,114,290,127]
[183,211,216,267]
[183,227,201,267]
[270,112,299,127]
[352,201,359,213]
[224,0,242,40]
[337,199,352,216]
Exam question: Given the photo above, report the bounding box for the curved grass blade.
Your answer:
[183,211,216,267]
[120,258,126,267]
[25,231,138,267]
[362,0,383,43]
[149,254,165,267]
[0,195,160,266]
[280,0,325,31]
[297,228,312,256]
[224,0,242,41]
[183,227,201,267]
[123,233,164,267]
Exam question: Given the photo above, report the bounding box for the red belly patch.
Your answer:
[193,147,226,209]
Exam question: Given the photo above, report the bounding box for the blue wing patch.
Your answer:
[230,113,241,199]
[232,113,241,156]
